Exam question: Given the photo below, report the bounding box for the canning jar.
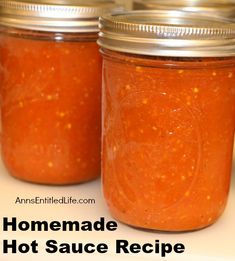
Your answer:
[0,0,120,185]
[133,0,235,19]
[98,11,235,231]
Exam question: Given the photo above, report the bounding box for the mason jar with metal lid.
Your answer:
[133,0,235,19]
[98,10,235,231]
[0,0,121,185]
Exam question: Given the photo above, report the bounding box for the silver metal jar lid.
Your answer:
[0,0,122,33]
[98,10,235,57]
[133,0,235,19]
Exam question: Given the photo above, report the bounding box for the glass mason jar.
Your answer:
[0,0,120,185]
[133,0,235,19]
[98,11,235,232]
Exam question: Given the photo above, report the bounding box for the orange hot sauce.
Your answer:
[102,51,235,231]
[0,32,102,184]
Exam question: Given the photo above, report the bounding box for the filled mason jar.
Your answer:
[0,0,120,185]
[133,0,235,19]
[98,11,235,231]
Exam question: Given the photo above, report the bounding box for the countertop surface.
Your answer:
[0,158,234,261]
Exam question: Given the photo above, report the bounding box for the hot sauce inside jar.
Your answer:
[0,0,119,185]
[98,11,235,231]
